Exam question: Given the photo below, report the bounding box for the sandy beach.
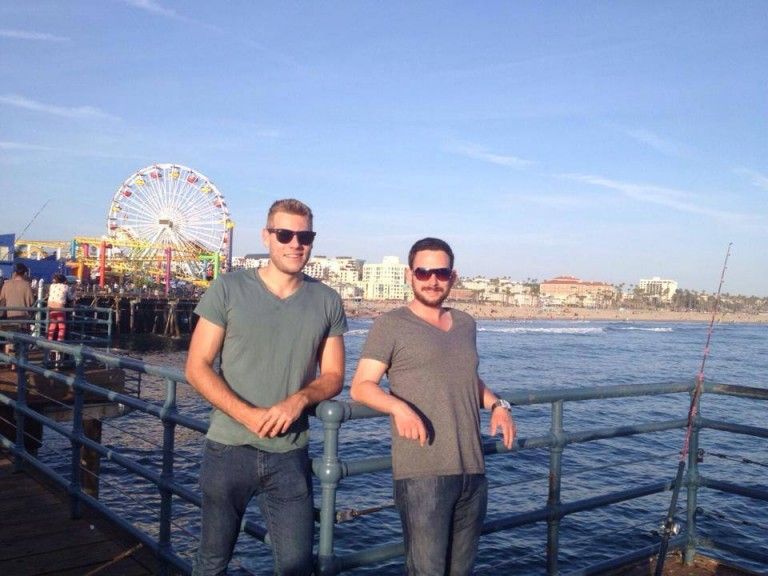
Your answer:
[344,300,768,324]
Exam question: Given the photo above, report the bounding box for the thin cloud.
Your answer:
[0,140,144,160]
[0,94,120,121]
[0,29,70,42]
[449,142,534,169]
[119,0,223,34]
[734,167,768,191]
[119,0,306,70]
[562,173,748,221]
[120,0,178,18]
[625,128,691,158]
[0,141,56,151]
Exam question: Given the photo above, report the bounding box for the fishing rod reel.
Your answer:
[658,518,681,537]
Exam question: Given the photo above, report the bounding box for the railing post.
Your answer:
[684,399,702,564]
[547,400,564,575]
[69,352,86,519]
[13,340,29,473]
[158,377,178,576]
[107,307,114,350]
[313,400,346,576]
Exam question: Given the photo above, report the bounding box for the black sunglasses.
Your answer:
[412,267,453,282]
[267,228,316,246]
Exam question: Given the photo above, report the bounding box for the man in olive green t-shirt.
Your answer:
[186,199,347,575]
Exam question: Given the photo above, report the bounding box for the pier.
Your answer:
[0,328,766,575]
[77,295,198,338]
[0,453,156,575]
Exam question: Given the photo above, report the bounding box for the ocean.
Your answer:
[38,318,768,574]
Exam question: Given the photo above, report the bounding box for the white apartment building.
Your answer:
[362,256,408,301]
[637,277,678,302]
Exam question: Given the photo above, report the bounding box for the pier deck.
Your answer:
[0,453,156,576]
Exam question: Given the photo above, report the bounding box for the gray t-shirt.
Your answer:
[361,306,484,480]
[194,269,347,452]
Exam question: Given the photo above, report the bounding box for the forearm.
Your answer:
[291,371,344,409]
[478,378,502,410]
[351,379,406,415]
[185,362,259,425]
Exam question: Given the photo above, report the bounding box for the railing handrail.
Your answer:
[0,331,765,575]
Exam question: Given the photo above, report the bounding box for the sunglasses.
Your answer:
[412,267,453,282]
[267,228,316,246]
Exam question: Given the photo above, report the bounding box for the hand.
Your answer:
[246,395,307,438]
[490,407,516,449]
[391,402,428,446]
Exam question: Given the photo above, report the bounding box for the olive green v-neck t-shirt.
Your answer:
[194,269,347,452]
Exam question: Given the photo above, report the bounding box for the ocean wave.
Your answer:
[605,326,674,333]
[478,326,604,335]
[346,328,370,337]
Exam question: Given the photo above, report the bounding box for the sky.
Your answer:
[1,1,766,296]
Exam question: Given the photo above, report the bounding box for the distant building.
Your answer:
[540,275,616,307]
[362,256,408,300]
[460,276,536,306]
[638,277,678,302]
[447,287,479,302]
[240,253,269,269]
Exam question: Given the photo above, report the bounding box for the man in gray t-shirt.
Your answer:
[351,237,515,576]
[186,199,347,576]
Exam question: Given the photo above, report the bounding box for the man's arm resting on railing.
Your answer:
[184,317,274,437]
[254,334,345,438]
[350,358,427,447]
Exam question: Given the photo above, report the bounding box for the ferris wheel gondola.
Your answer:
[106,163,233,279]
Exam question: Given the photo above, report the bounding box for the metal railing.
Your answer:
[1,303,114,348]
[0,330,766,575]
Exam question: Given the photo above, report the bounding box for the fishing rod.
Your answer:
[654,242,732,576]
[16,198,51,242]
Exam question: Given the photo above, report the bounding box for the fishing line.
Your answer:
[706,450,768,469]
[654,242,732,575]
[16,198,51,241]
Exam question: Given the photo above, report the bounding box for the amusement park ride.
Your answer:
[16,164,234,291]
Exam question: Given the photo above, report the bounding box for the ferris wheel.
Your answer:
[107,163,233,279]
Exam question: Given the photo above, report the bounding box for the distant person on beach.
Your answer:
[185,198,347,575]
[0,263,35,361]
[350,237,516,575]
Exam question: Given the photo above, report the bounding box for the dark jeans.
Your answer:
[394,474,488,576]
[193,440,314,576]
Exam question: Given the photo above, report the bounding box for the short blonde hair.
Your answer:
[266,199,313,228]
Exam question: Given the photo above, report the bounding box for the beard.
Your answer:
[413,285,450,308]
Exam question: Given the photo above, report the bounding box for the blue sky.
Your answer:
[1,1,766,295]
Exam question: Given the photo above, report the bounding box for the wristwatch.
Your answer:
[491,398,512,412]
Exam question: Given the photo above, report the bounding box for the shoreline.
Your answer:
[344,300,768,324]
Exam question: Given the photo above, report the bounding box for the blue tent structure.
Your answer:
[0,234,67,283]
[0,234,13,281]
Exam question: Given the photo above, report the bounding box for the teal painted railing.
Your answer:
[0,330,766,575]
[0,303,114,348]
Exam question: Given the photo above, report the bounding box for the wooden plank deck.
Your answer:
[0,452,157,576]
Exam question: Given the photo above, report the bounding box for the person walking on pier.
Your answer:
[0,263,35,364]
[185,198,347,575]
[350,237,516,576]
[46,273,71,361]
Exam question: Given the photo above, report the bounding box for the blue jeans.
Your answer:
[394,474,488,576]
[194,440,314,576]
